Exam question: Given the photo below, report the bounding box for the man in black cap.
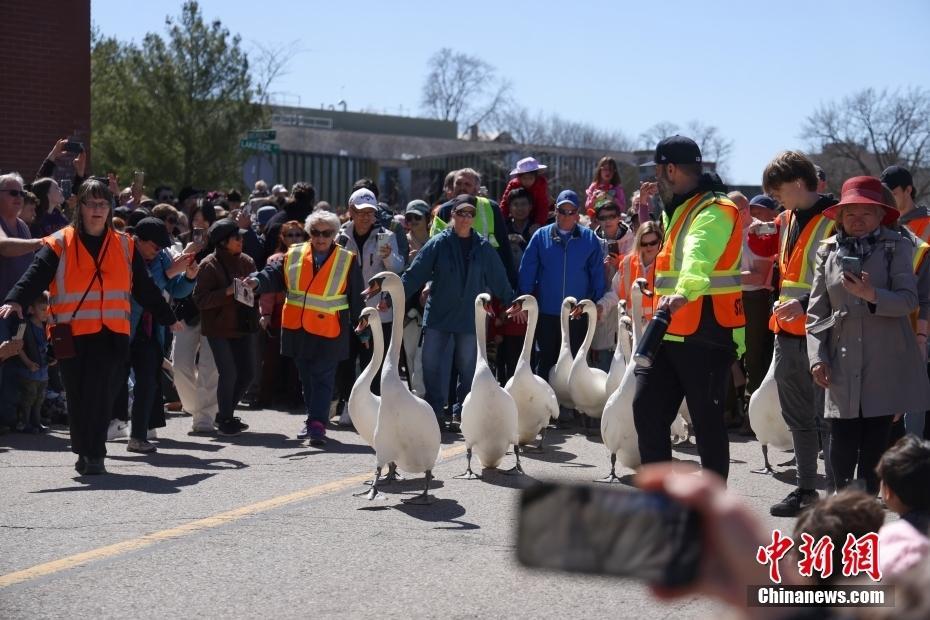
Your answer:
[633,136,744,481]
[126,218,197,453]
[882,164,930,440]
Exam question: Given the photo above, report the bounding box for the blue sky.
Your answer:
[91,0,930,185]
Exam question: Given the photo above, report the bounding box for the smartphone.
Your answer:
[14,323,26,341]
[133,171,144,193]
[192,228,205,244]
[64,140,84,153]
[376,231,392,252]
[840,256,862,278]
[517,482,703,588]
[607,241,620,255]
[60,179,72,199]
[755,222,777,235]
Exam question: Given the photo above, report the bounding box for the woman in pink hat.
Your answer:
[806,176,930,494]
[499,157,551,226]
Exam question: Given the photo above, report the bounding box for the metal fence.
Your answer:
[271,151,378,206]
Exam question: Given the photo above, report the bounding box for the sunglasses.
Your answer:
[405,213,424,222]
[556,207,578,216]
[640,239,660,248]
[454,209,476,218]
[1,189,26,198]
[310,228,335,238]
[284,232,306,239]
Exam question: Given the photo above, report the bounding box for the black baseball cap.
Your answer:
[208,218,240,246]
[133,217,172,249]
[451,194,477,211]
[880,165,913,191]
[654,135,702,165]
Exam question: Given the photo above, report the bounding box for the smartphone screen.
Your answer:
[607,241,619,255]
[517,483,702,588]
[192,228,205,244]
[840,256,862,277]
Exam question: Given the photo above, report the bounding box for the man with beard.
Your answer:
[633,136,744,480]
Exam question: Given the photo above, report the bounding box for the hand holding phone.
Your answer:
[840,255,862,279]
[64,140,84,154]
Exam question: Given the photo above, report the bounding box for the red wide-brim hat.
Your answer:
[822,175,899,226]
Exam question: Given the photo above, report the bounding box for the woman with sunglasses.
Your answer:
[1,178,180,474]
[255,221,307,407]
[597,221,664,327]
[590,200,635,371]
[246,211,364,446]
[404,200,431,262]
[193,219,258,437]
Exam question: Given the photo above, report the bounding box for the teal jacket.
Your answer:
[402,228,514,333]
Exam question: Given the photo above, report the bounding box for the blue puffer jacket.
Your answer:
[518,223,606,316]
[402,228,514,334]
[129,249,195,347]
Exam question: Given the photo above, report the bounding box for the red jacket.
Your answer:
[499,176,550,226]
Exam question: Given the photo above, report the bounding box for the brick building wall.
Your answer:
[0,0,91,179]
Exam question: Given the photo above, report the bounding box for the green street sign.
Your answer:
[247,129,276,140]
[240,139,280,154]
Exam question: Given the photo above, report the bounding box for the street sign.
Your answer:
[240,139,280,154]
[247,129,276,140]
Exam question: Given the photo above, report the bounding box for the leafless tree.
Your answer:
[802,87,930,198]
[420,48,512,134]
[639,121,734,177]
[497,105,632,151]
[249,39,302,105]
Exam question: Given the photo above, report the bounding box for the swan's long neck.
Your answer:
[559,303,571,347]
[630,289,644,347]
[579,304,596,356]
[383,279,405,367]
[359,315,384,389]
[475,303,488,363]
[521,303,537,362]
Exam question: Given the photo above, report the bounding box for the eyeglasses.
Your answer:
[84,200,111,210]
[640,239,661,248]
[454,209,476,218]
[309,228,335,238]
[405,213,424,222]
[1,189,26,198]
[556,207,578,216]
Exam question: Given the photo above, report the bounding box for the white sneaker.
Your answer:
[147,429,158,440]
[107,420,128,441]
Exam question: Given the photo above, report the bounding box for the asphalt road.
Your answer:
[0,406,827,619]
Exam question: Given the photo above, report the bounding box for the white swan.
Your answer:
[568,299,609,419]
[748,357,792,474]
[605,299,631,396]
[361,272,441,504]
[348,306,383,447]
[599,281,646,481]
[504,294,559,450]
[457,294,522,478]
[548,296,577,412]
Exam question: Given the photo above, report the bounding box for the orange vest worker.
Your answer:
[44,226,133,336]
[617,252,656,323]
[281,242,354,338]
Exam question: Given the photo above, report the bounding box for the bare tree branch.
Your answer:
[420,48,512,134]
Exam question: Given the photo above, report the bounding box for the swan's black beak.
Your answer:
[634,278,654,298]
[355,317,370,335]
[362,277,385,302]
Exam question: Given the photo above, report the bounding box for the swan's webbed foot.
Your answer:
[453,448,480,479]
[383,462,404,484]
[503,445,524,475]
[401,471,436,505]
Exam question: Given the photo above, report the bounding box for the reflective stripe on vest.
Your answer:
[429,197,498,247]
[769,211,834,335]
[44,227,134,336]
[914,241,930,273]
[654,192,744,337]
[281,243,352,337]
[618,253,655,323]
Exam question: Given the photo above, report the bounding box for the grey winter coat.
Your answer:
[806,226,930,419]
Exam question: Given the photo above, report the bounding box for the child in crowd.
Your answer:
[14,292,52,433]
[585,156,627,215]
[877,435,930,577]
[499,157,550,226]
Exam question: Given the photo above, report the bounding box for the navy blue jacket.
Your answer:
[518,223,606,316]
[402,228,514,334]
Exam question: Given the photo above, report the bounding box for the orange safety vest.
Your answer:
[617,253,655,323]
[280,243,354,338]
[768,210,834,336]
[904,216,930,244]
[654,192,744,337]
[44,226,133,336]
